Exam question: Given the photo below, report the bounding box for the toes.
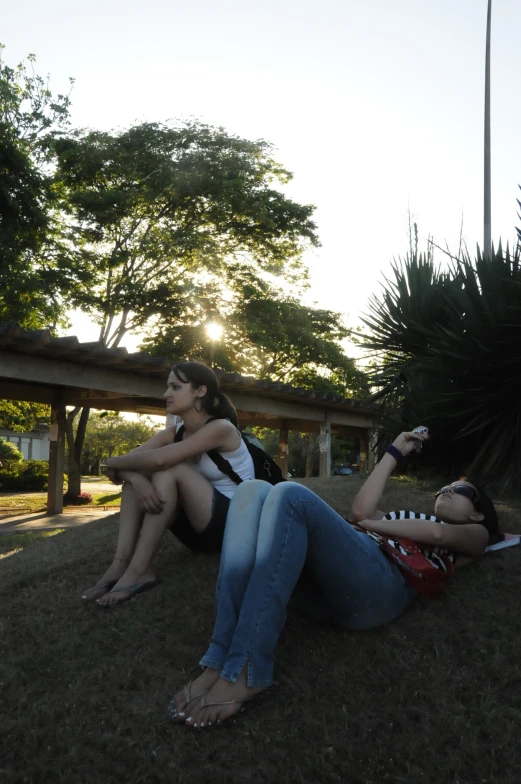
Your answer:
[168,697,187,722]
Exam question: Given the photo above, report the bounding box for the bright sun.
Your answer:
[205,322,224,341]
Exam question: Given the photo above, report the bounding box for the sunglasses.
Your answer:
[435,485,480,505]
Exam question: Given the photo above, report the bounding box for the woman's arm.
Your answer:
[104,428,177,483]
[125,427,177,454]
[107,419,240,473]
[351,430,429,521]
[356,517,489,558]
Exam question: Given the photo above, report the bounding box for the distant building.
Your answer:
[0,427,50,460]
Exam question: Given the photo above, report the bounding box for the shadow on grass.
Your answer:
[1,483,521,784]
[92,492,122,505]
[0,528,66,557]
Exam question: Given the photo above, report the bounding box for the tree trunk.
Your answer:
[65,406,91,498]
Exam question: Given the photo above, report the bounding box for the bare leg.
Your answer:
[97,464,215,606]
[82,482,144,600]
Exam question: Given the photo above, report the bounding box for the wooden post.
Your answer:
[359,432,369,475]
[304,433,315,478]
[368,429,377,473]
[319,413,331,477]
[278,420,289,478]
[47,392,66,515]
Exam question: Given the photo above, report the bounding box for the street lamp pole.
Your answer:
[484,0,492,259]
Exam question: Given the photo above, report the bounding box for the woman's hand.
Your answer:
[128,474,166,515]
[392,428,429,458]
[105,467,123,485]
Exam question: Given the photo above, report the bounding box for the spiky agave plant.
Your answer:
[363,245,521,489]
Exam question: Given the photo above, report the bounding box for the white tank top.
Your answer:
[176,424,255,499]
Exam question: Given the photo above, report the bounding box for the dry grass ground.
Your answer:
[0,491,122,517]
[1,476,521,784]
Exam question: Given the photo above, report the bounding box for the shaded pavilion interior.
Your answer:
[0,324,377,514]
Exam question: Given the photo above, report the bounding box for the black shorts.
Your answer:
[169,487,231,553]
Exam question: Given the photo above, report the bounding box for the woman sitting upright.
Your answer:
[169,427,497,729]
[82,361,254,606]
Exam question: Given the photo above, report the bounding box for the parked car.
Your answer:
[331,465,353,476]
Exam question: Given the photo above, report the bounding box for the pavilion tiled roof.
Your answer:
[0,323,376,413]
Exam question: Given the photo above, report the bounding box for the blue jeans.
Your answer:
[200,481,417,687]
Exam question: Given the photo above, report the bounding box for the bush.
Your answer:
[0,460,55,492]
[0,437,23,463]
[63,491,93,506]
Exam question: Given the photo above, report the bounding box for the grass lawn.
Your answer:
[1,476,521,783]
[0,491,122,516]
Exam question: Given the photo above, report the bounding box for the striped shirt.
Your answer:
[363,510,457,575]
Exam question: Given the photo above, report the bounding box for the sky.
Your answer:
[3,0,521,354]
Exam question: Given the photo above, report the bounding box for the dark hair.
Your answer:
[462,477,499,539]
[170,361,238,427]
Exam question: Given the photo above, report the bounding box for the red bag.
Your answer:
[350,523,455,598]
[377,535,454,597]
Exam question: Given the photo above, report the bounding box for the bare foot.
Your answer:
[184,667,273,728]
[169,668,221,722]
[81,558,130,601]
[95,565,157,606]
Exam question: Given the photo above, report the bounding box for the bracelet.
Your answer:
[385,444,405,462]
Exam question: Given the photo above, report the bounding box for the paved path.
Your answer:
[0,507,119,534]
[80,478,122,494]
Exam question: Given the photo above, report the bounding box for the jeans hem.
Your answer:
[220,670,274,688]
[199,657,225,672]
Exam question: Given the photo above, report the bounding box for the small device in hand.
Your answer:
[412,426,429,452]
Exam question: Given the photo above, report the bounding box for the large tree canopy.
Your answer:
[0,400,50,432]
[0,49,83,329]
[54,121,319,348]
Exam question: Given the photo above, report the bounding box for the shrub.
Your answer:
[0,460,55,492]
[0,438,24,463]
[63,491,93,506]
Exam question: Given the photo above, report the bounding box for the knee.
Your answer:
[232,479,272,511]
[264,480,311,511]
[151,462,189,489]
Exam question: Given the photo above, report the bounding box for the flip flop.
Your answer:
[168,680,210,723]
[82,579,118,600]
[185,683,279,730]
[96,579,160,607]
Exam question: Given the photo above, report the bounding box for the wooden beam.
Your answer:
[0,352,376,430]
[66,395,167,415]
[47,391,66,515]
[331,425,368,439]
[0,350,166,399]
[238,413,322,433]
[359,433,369,475]
[278,420,289,478]
[231,392,376,428]
[0,379,56,404]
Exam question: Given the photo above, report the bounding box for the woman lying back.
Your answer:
[169,427,497,729]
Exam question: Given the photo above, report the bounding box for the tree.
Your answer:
[0,400,50,431]
[362,242,521,489]
[54,121,318,348]
[81,413,161,475]
[0,437,23,462]
[0,48,83,329]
